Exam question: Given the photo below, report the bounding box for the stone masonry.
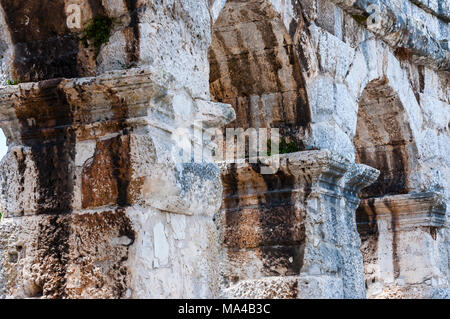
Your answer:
[0,0,448,299]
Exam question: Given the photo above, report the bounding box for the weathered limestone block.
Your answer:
[410,0,450,22]
[218,150,379,298]
[0,210,133,298]
[357,192,449,298]
[0,68,235,298]
[327,0,450,70]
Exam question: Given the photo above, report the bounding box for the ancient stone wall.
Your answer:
[209,0,449,298]
[0,0,448,299]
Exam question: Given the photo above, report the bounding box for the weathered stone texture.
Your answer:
[0,0,448,299]
[218,151,379,298]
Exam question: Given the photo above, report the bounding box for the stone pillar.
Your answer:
[295,152,378,299]
[357,192,449,298]
[339,164,380,298]
[0,68,235,298]
[218,150,378,298]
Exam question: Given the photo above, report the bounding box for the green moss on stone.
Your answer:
[81,15,114,56]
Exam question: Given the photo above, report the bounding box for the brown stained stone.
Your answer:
[66,209,134,298]
[26,209,135,299]
[354,79,415,198]
[0,0,142,81]
[36,215,71,298]
[75,121,127,141]
[82,135,131,209]
[209,0,310,131]
[224,206,305,248]
[226,245,303,279]
[394,47,412,61]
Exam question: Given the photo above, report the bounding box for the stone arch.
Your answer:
[208,0,311,140]
[354,77,419,198]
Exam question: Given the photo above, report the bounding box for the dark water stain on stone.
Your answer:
[14,79,76,215]
[250,163,304,275]
[112,135,132,207]
[418,65,425,93]
[429,226,438,240]
[255,20,283,94]
[357,145,409,198]
[1,0,80,81]
[221,163,239,210]
[125,0,141,63]
[356,198,379,239]
[385,202,400,279]
[87,0,106,16]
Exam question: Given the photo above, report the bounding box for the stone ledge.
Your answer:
[358,192,447,229]
[0,68,234,140]
[220,150,351,200]
[0,68,235,217]
[343,163,380,204]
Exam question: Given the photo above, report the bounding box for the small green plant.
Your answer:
[265,137,301,156]
[6,79,21,85]
[81,15,114,55]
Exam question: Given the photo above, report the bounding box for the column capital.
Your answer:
[358,192,447,230]
[0,68,235,217]
[343,163,380,204]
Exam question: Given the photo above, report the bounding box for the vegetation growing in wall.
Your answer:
[81,15,114,56]
[265,137,301,156]
[6,79,22,85]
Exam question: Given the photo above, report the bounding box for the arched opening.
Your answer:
[210,0,311,297]
[354,78,415,198]
[208,0,310,145]
[354,78,419,297]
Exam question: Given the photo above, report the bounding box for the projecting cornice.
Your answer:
[0,68,235,144]
[358,192,447,230]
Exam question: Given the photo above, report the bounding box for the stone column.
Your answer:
[294,152,378,299]
[218,150,378,298]
[357,192,448,298]
[0,68,234,298]
[339,164,380,298]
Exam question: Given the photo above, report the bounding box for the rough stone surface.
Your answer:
[0,0,448,299]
